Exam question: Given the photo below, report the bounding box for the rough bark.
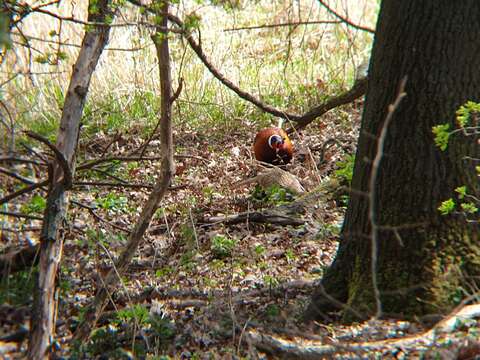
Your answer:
[72,1,175,342]
[307,0,480,321]
[27,1,113,358]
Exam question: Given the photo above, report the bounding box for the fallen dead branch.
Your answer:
[204,178,339,226]
[204,211,304,226]
[115,279,316,307]
[246,304,480,359]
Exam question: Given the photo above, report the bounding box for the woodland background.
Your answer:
[1,0,479,359]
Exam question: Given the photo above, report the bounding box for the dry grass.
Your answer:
[1,0,377,141]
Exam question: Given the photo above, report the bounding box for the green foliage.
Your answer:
[34,51,69,65]
[210,234,236,259]
[184,13,202,31]
[438,186,478,217]
[21,194,46,214]
[83,228,126,248]
[148,312,176,344]
[264,304,280,318]
[263,275,279,287]
[438,198,455,215]
[155,266,173,278]
[82,91,159,137]
[456,101,480,128]
[460,202,478,214]
[251,184,294,206]
[455,186,467,199]
[95,193,128,212]
[0,269,36,306]
[254,244,266,256]
[180,224,196,248]
[335,154,355,185]
[432,124,451,151]
[180,251,196,271]
[116,304,150,326]
[285,248,295,262]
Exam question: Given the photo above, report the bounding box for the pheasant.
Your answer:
[253,120,293,165]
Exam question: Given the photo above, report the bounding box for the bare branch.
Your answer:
[0,210,43,220]
[0,166,35,184]
[317,0,375,34]
[0,179,49,206]
[224,20,342,32]
[25,131,72,188]
[72,200,131,233]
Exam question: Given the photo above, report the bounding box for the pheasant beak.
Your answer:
[274,141,284,152]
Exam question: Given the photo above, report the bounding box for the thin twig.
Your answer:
[0,179,49,206]
[368,77,407,319]
[0,166,35,184]
[72,200,131,233]
[317,0,375,34]
[224,20,341,32]
[73,181,153,189]
[0,210,43,220]
[0,156,46,166]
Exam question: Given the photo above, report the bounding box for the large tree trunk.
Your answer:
[307,0,480,321]
[27,1,113,358]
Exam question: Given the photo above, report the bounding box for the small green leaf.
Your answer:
[432,124,451,151]
[461,202,478,214]
[438,198,455,215]
[455,186,467,199]
[184,13,202,30]
[456,101,480,128]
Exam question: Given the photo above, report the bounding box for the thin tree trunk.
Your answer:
[73,1,175,342]
[27,1,113,358]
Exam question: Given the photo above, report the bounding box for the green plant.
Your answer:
[210,234,236,259]
[95,193,128,212]
[432,124,451,151]
[251,184,294,206]
[180,224,196,249]
[115,304,150,327]
[263,275,279,287]
[254,244,266,256]
[149,312,176,343]
[264,304,280,318]
[285,248,295,262]
[434,102,479,220]
[21,194,46,214]
[335,153,355,185]
[0,269,36,306]
[180,251,196,271]
[155,266,173,278]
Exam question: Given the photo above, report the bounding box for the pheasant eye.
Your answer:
[268,135,283,148]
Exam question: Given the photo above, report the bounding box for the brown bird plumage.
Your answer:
[253,127,293,165]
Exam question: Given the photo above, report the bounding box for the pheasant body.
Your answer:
[253,127,293,165]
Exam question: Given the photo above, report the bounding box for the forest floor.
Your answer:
[2,98,480,359]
